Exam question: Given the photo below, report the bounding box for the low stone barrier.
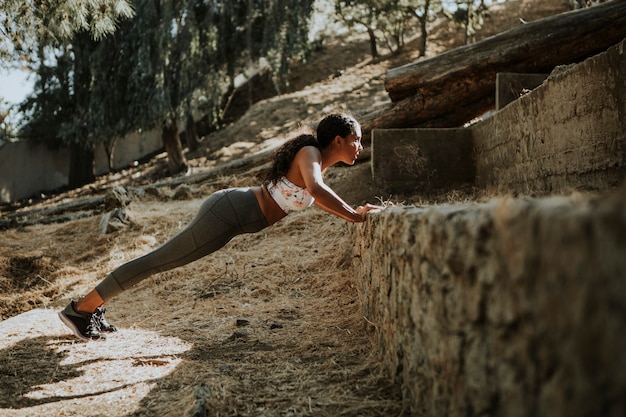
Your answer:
[352,190,626,416]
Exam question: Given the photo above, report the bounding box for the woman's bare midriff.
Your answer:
[251,186,289,226]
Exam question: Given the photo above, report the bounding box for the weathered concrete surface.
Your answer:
[474,39,626,194]
[0,129,162,203]
[371,39,626,197]
[0,140,69,203]
[495,73,549,110]
[352,190,626,416]
[372,128,474,193]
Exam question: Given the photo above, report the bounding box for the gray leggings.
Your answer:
[95,188,268,302]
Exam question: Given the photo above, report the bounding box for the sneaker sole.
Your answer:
[58,310,105,341]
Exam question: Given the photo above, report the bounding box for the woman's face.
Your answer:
[338,124,363,165]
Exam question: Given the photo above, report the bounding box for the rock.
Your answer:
[99,208,131,234]
[236,318,250,327]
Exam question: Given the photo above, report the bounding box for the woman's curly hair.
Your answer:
[264,113,358,184]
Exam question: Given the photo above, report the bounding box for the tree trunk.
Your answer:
[418,14,427,57]
[359,1,626,136]
[367,27,378,58]
[186,114,200,152]
[419,0,433,57]
[104,137,119,172]
[68,143,95,189]
[68,33,96,189]
[162,119,188,175]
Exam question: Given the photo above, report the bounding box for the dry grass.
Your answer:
[0,191,406,416]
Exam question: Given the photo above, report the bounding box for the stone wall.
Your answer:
[352,191,626,416]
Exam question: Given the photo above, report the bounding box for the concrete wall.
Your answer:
[0,141,69,203]
[371,39,626,197]
[474,39,626,194]
[372,128,474,194]
[0,129,162,203]
[495,73,548,110]
[93,129,163,174]
[352,192,626,416]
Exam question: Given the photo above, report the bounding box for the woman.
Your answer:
[59,112,382,340]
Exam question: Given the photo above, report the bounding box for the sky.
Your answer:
[0,68,32,105]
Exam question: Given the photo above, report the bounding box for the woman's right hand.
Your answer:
[356,203,383,221]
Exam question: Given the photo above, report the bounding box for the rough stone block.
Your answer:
[352,190,626,417]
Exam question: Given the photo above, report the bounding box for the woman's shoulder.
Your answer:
[293,145,322,166]
[290,145,322,177]
[295,144,321,158]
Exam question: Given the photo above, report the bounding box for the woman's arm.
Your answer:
[293,147,379,222]
[314,199,381,222]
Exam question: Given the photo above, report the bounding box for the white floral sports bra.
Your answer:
[266,177,315,213]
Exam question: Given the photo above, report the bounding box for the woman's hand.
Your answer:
[355,203,384,221]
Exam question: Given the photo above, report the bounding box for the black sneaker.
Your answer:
[58,301,106,341]
[93,307,118,332]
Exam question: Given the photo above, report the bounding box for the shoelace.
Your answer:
[86,313,101,333]
[93,307,114,331]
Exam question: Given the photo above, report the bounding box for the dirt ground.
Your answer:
[0,2,571,416]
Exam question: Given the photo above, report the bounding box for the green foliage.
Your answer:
[260,0,315,92]
[19,0,316,150]
[0,99,17,143]
[17,45,75,147]
[0,0,134,69]
[448,0,489,44]
[335,0,442,56]
[570,0,611,9]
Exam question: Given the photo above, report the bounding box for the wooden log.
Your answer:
[0,196,106,229]
[359,91,494,139]
[0,186,134,229]
[140,148,274,190]
[385,1,626,102]
[0,210,98,229]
